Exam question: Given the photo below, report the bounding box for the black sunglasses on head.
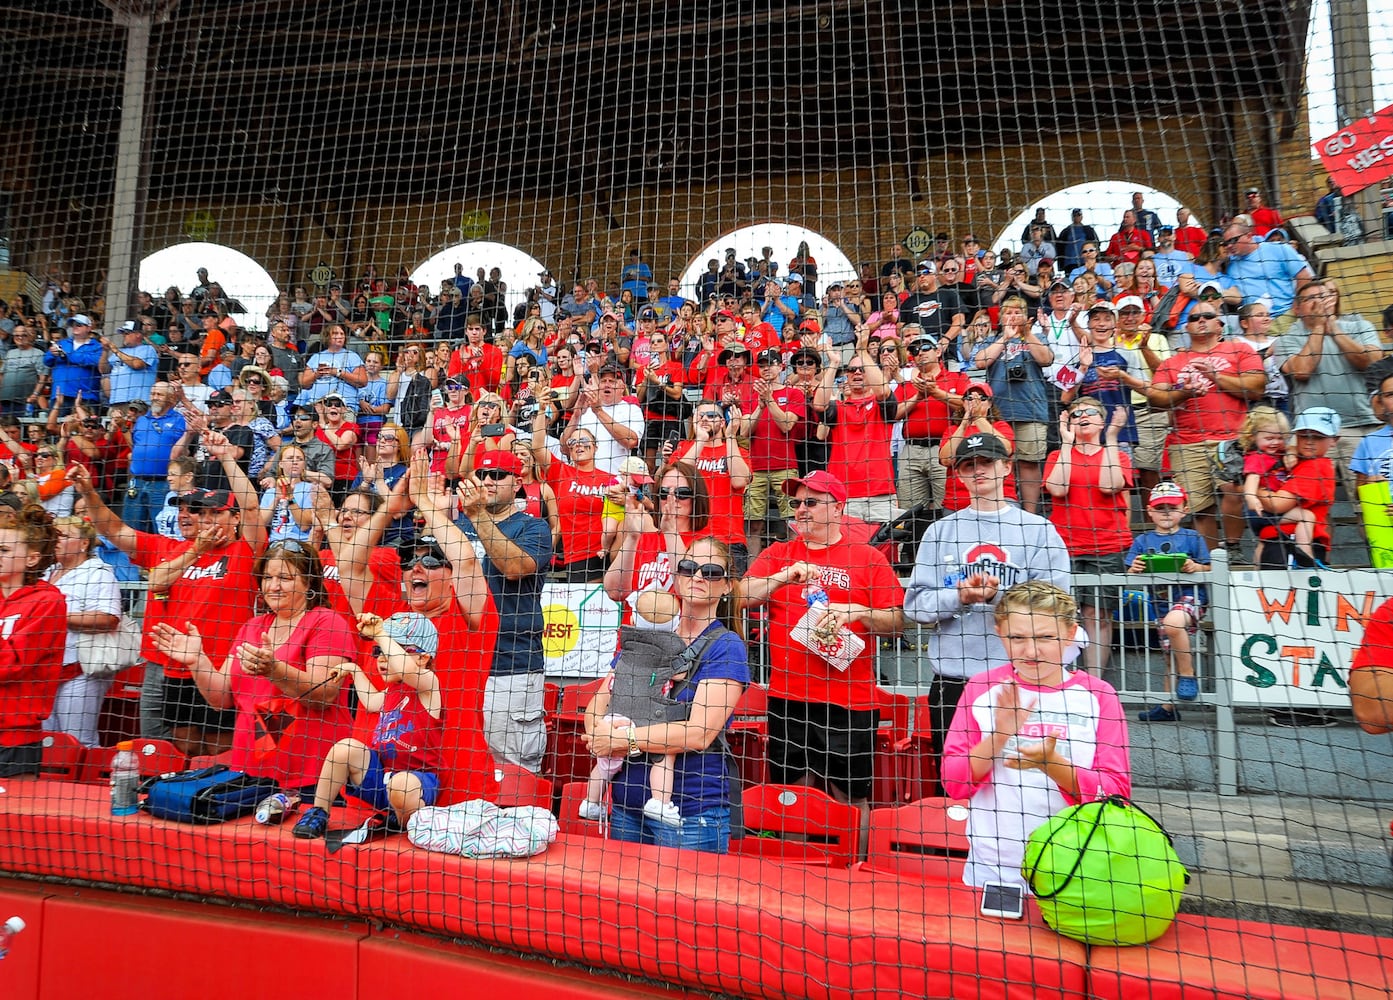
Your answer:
[675,559,727,580]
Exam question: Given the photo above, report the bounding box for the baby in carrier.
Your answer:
[579,589,684,826]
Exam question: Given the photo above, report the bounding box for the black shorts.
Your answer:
[768,697,876,802]
[0,741,42,778]
[162,675,238,733]
[1072,552,1127,612]
[642,417,686,456]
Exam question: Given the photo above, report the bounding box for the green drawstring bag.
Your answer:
[1022,795,1189,945]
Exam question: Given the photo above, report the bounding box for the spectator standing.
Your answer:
[739,472,904,822]
[0,504,65,778]
[665,399,752,575]
[1105,210,1154,265]
[894,336,969,517]
[1145,306,1266,547]
[900,262,967,357]
[1131,191,1163,241]
[1220,214,1315,326]
[454,450,553,772]
[904,433,1071,785]
[1243,188,1285,236]
[190,389,253,493]
[966,297,1054,513]
[123,382,189,534]
[814,338,898,523]
[1272,280,1384,501]
[1055,209,1099,272]
[569,360,643,475]
[447,315,505,398]
[1068,243,1117,296]
[2,325,46,417]
[1018,226,1058,277]
[43,314,103,415]
[266,404,335,491]
[620,249,653,302]
[1043,400,1134,676]
[738,348,806,560]
[299,324,367,410]
[1150,226,1195,288]
[266,321,304,401]
[1173,208,1208,257]
[1019,208,1057,243]
[1349,595,1393,734]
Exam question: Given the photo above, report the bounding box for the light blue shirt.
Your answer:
[106,342,158,404]
[1224,241,1312,317]
[1150,251,1194,288]
[298,348,365,408]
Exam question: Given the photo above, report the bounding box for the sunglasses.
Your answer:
[570,438,596,448]
[1189,312,1218,320]
[657,486,695,500]
[475,468,512,481]
[374,645,423,658]
[406,553,451,571]
[675,559,727,580]
[790,497,836,509]
[445,381,466,390]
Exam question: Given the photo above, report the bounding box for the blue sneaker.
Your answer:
[1175,676,1200,702]
[1138,705,1180,723]
[292,806,329,840]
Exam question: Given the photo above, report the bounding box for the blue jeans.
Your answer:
[608,804,730,853]
[123,477,166,536]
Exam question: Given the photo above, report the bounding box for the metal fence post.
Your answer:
[1208,548,1239,796]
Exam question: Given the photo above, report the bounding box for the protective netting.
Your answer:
[1,0,1391,997]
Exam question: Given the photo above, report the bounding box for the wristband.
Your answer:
[626,726,642,758]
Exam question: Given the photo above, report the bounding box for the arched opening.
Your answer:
[679,224,856,302]
[991,183,1201,256]
[411,242,549,324]
[138,242,280,330]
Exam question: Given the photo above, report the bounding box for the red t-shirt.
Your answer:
[1260,456,1335,546]
[942,421,1018,511]
[226,606,357,788]
[625,530,699,598]
[896,371,972,443]
[431,404,472,474]
[1152,342,1263,445]
[823,394,897,499]
[544,460,613,565]
[447,342,505,397]
[637,358,686,421]
[367,680,444,775]
[739,382,806,472]
[747,534,904,710]
[672,439,749,547]
[133,534,258,679]
[1043,446,1136,556]
[0,580,68,742]
[317,422,362,482]
[1351,597,1393,674]
[1250,206,1284,237]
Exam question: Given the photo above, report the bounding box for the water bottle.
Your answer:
[254,792,292,825]
[0,916,24,960]
[110,740,140,816]
[23,403,34,418]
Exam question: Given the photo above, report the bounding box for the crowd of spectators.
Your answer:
[2,189,1391,854]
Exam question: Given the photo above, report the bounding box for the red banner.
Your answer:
[1314,104,1393,195]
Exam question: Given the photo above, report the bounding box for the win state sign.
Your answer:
[1227,568,1390,708]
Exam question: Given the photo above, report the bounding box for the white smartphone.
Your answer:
[980,882,1025,920]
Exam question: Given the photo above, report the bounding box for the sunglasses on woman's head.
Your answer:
[657,486,695,500]
[675,559,727,580]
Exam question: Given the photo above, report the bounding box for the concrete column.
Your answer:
[1329,0,1382,230]
[102,14,151,339]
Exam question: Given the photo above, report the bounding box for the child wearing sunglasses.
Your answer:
[293,611,443,840]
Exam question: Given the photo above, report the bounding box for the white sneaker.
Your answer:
[643,797,682,827]
[577,798,605,821]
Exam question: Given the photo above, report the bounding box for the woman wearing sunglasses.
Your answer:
[585,535,749,851]
[604,460,712,606]
[530,405,615,583]
[152,538,359,796]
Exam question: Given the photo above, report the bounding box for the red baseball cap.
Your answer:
[781,470,848,503]
[476,451,523,476]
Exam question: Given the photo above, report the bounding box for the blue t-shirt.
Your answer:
[1125,528,1210,605]
[261,482,317,543]
[612,625,751,818]
[129,410,188,477]
[1076,348,1137,444]
[972,335,1049,423]
[454,509,553,676]
[1350,425,1393,482]
[358,375,388,428]
[298,348,366,408]
[44,337,104,401]
[1224,242,1310,317]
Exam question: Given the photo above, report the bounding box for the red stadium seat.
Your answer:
[862,796,971,884]
[38,733,85,780]
[731,784,861,868]
[493,763,553,809]
[732,682,768,720]
[187,751,236,770]
[546,678,606,788]
[871,688,913,807]
[556,780,604,837]
[79,739,187,785]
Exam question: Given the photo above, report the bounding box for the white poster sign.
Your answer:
[1227,568,1392,708]
[540,582,621,678]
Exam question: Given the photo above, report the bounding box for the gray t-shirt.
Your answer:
[904,504,1072,679]
[1272,316,1381,428]
[0,347,46,403]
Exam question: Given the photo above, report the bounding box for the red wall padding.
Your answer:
[1,777,1389,1000]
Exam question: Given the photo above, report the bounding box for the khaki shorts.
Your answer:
[1131,406,1170,473]
[1168,441,1221,513]
[744,469,797,521]
[1010,421,1049,463]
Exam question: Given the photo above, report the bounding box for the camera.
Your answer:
[1006,360,1028,382]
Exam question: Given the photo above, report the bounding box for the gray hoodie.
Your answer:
[904,505,1071,679]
